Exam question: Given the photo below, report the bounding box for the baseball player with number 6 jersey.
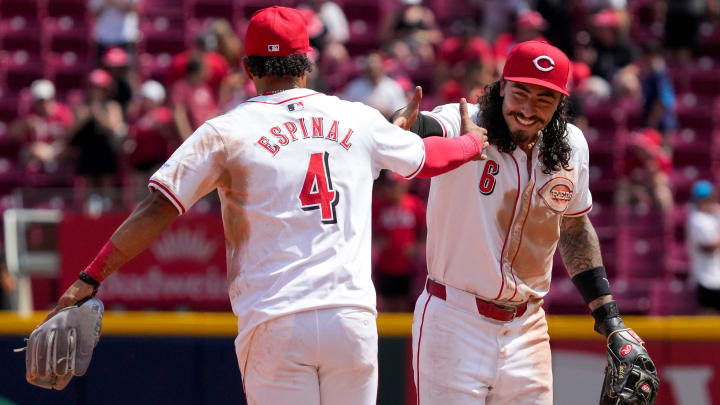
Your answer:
[392,41,659,404]
[46,6,491,405]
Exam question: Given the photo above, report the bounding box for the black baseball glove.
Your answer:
[599,328,659,404]
[594,301,659,405]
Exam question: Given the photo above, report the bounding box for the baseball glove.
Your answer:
[599,328,659,405]
[15,298,104,390]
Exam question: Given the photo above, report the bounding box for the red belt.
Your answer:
[426,279,528,322]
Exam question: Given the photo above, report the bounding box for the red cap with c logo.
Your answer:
[502,40,571,96]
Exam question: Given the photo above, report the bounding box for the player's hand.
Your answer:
[44,280,96,323]
[392,86,423,130]
[459,98,489,160]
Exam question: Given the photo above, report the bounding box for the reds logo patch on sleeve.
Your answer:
[537,177,574,213]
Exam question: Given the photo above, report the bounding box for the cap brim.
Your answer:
[504,76,569,96]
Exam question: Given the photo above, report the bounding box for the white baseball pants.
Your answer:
[412,287,553,405]
[237,307,378,405]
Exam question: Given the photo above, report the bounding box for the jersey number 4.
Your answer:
[299,152,339,224]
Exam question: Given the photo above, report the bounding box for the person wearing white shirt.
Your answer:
[687,180,720,313]
[342,52,408,118]
[89,0,140,64]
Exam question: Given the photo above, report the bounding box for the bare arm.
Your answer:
[558,215,612,311]
[46,191,179,319]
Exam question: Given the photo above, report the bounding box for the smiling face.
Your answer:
[500,80,562,146]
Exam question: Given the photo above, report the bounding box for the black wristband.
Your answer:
[571,266,612,304]
[591,300,626,336]
[78,271,101,287]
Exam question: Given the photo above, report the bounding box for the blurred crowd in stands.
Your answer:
[1,0,720,313]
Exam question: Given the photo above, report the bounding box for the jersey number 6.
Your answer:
[479,159,499,195]
[299,152,339,224]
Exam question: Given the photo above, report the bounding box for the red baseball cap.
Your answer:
[502,40,571,96]
[245,6,312,57]
[89,69,112,88]
[103,47,129,67]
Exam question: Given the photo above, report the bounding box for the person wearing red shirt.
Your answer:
[166,34,230,97]
[373,172,426,311]
[171,57,219,140]
[10,80,74,174]
[126,80,178,189]
[494,10,547,71]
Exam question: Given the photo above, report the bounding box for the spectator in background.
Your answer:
[687,180,720,314]
[209,19,242,69]
[637,42,677,135]
[171,57,218,140]
[437,21,494,77]
[616,128,673,216]
[9,80,73,174]
[383,0,442,65]
[0,252,16,310]
[373,172,426,312]
[89,0,139,65]
[102,47,138,115]
[477,0,530,42]
[493,10,547,70]
[69,69,125,194]
[306,0,349,45]
[166,34,230,98]
[126,80,177,192]
[665,0,719,63]
[588,9,637,82]
[342,52,407,118]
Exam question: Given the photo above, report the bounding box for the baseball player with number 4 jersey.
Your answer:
[47,6,491,405]
[392,41,659,405]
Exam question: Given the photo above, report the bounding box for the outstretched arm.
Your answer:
[45,191,179,320]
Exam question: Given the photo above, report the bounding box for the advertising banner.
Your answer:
[59,213,231,311]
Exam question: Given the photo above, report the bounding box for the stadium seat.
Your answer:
[649,279,697,315]
[190,0,236,20]
[611,278,652,314]
[2,52,45,93]
[342,0,384,56]
[46,0,89,20]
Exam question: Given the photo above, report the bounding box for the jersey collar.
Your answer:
[247,88,321,105]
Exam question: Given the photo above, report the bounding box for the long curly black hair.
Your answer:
[478,80,572,174]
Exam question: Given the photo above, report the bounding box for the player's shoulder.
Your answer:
[425,102,480,122]
[565,122,589,153]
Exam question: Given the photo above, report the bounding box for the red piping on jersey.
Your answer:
[566,204,592,216]
[494,154,521,301]
[415,292,432,405]
[246,92,321,105]
[149,180,186,214]
[405,144,427,179]
[423,112,447,137]
[508,176,536,301]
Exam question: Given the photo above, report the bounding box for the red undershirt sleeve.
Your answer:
[416,133,481,178]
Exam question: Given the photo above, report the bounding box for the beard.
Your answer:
[510,128,535,145]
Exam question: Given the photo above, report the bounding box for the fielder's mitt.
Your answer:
[15,298,104,390]
[599,328,659,405]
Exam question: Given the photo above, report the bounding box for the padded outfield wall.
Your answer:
[0,313,718,404]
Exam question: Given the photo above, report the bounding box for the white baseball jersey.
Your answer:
[422,103,592,304]
[148,88,425,353]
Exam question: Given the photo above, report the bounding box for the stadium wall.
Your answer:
[0,313,718,404]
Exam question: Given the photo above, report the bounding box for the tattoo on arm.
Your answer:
[558,215,604,278]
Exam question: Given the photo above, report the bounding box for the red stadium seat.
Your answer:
[190,0,236,20]
[649,279,697,315]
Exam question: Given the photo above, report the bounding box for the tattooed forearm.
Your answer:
[558,215,603,278]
